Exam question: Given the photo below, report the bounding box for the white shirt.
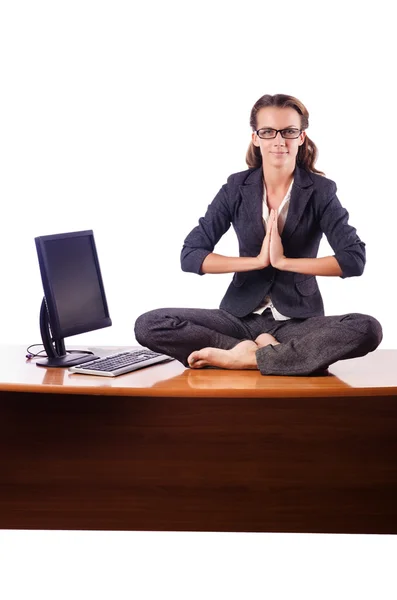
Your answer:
[253,179,294,320]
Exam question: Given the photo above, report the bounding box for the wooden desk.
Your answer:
[0,346,396,534]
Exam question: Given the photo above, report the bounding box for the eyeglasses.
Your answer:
[256,128,302,139]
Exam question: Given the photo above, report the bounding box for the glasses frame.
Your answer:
[255,127,302,140]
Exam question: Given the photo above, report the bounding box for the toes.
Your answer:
[190,360,207,369]
[255,333,279,348]
[187,351,199,366]
[188,352,209,368]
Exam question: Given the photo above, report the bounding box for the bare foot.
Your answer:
[188,340,258,370]
[255,333,280,348]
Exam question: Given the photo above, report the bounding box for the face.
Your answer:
[252,106,306,171]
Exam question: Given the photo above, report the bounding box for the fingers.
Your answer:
[268,209,277,223]
[266,209,275,236]
[271,209,278,232]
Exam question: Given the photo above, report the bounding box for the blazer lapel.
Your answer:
[282,166,314,243]
[239,168,266,241]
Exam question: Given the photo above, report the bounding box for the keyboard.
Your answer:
[68,349,173,377]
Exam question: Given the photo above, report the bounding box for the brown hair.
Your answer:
[246,94,325,175]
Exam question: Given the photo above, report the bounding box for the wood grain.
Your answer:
[1,346,396,532]
[1,386,396,533]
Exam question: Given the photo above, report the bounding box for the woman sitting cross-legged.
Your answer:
[134,93,382,376]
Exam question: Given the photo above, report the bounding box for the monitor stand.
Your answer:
[36,353,97,368]
[36,298,99,368]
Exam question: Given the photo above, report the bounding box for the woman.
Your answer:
[134,94,382,375]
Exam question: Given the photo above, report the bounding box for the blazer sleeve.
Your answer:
[318,181,366,278]
[180,184,233,274]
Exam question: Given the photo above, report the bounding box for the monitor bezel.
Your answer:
[35,229,112,340]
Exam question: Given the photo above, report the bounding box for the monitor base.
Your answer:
[37,353,98,368]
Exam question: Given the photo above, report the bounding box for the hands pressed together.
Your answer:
[256,209,286,270]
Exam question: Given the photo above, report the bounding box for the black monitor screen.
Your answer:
[35,230,112,340]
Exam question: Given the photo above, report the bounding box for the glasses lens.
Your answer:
[281,129,301,139]
[258,129,276,139]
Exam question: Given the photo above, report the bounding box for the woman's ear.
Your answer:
[252,131,260,147]
[299,131,306,146]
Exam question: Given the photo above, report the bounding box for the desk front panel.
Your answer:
[1,390,396,533]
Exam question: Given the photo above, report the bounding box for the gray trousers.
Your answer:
[134,308,383,376]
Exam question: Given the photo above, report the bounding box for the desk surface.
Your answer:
[0,345,396,398]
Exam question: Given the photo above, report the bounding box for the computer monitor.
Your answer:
[34,230,112,367]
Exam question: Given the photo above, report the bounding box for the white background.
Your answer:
[0,1,396,598]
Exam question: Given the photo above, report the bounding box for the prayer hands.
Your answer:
[269,209,286,268]
[256,209,286,270]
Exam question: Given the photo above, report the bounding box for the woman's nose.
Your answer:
[274,131,285,144]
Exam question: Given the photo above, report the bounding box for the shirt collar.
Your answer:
[263,178,294,216]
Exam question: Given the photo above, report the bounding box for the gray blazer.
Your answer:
[180,165,365,318]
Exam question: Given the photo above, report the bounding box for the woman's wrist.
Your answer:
[202,253,267,274]
[277,256,342,276]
